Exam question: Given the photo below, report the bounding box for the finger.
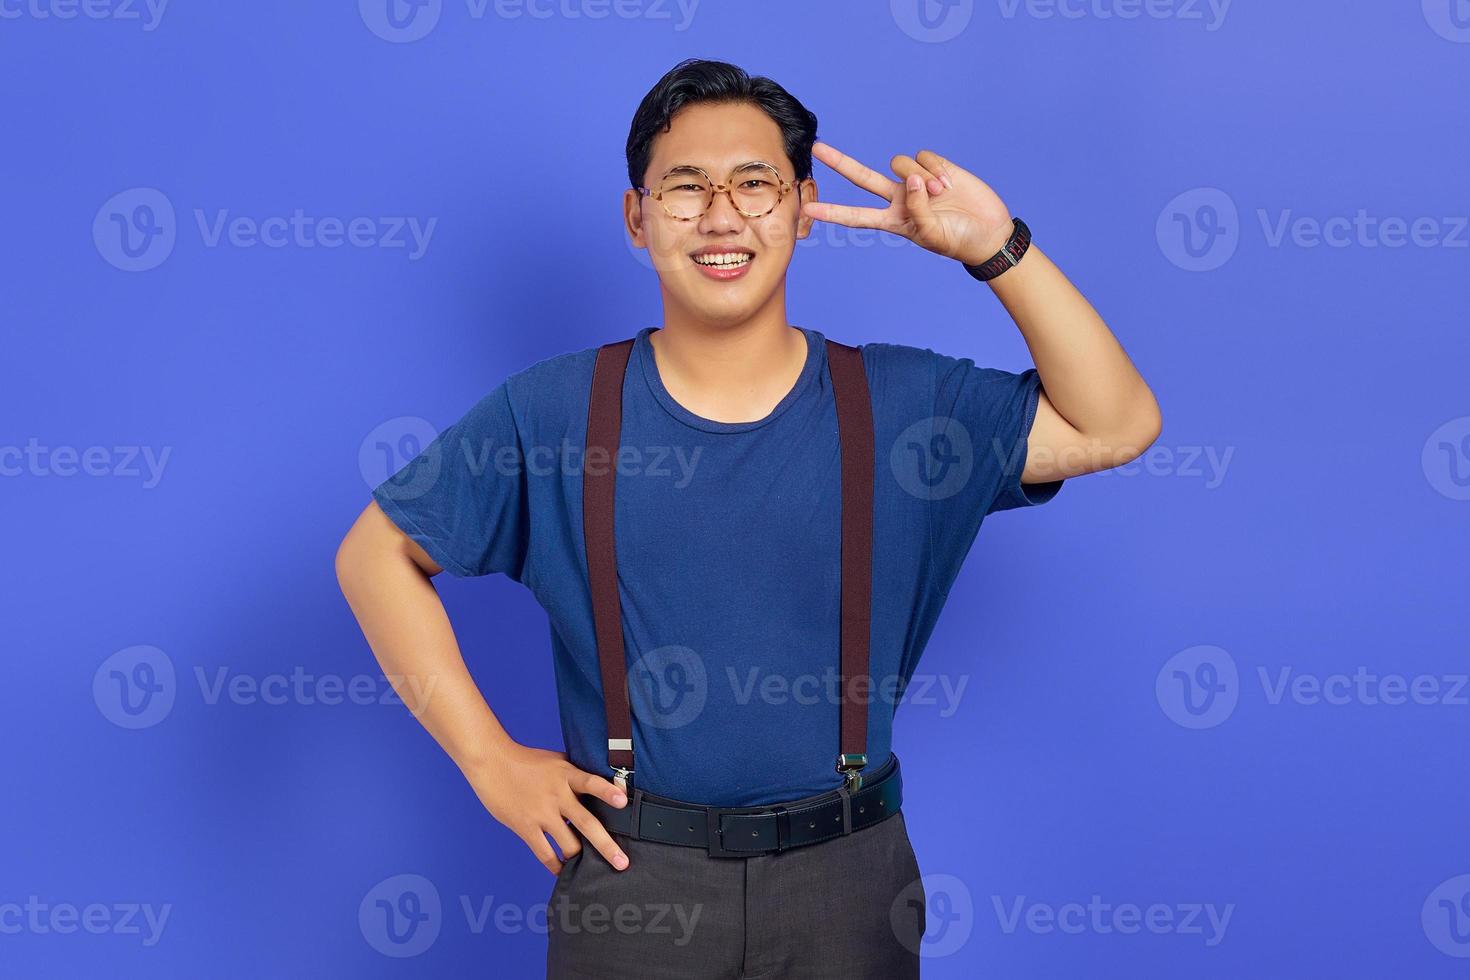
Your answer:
[902,173,939,241]
[913,149,958,190]
[891,155,945,196]
[563,798,631,871]
[800,199,894,230]
[917,148,1000,202]
[569,767,628,809]
[524,829,564,876]
[812,140,898,202]
[546,819,583,864]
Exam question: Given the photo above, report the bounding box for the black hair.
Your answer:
[625,59,819,190]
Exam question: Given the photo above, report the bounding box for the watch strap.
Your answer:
[962,217,1031,282]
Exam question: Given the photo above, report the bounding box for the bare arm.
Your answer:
[800,140,1162,484]
[984,243,1163,484]
[334,500,631,874]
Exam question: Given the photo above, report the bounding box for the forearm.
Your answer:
[336,532,515,775]
[987,243,1159,441]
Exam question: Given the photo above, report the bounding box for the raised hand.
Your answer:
[801,141,1014,266]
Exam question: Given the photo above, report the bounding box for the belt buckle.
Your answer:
[704,805,743,859]
[703,803,790,858]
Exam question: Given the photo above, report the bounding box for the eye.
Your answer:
[741,179,773,189]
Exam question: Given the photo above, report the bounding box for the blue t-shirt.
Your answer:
[373,325,1063,806]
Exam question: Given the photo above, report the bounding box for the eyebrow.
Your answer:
[667,160,778,173]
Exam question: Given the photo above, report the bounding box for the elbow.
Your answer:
[1114,393,1163,466]
[335,522,374,600]
[334,531,359,598]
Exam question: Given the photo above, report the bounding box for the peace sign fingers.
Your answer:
[810,140,898,202]
[799,199,896,231]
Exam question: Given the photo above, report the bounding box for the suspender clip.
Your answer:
[837,753,867,792]
[612,767,634,793]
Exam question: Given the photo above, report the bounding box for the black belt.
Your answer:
[582,753,902,859]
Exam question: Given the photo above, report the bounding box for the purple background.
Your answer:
[3,1,1468,976]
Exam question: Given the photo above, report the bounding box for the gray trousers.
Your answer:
[545,806,926,979]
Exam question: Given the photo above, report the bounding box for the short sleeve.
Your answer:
[925,353,1064,592]
[371,382,531,581]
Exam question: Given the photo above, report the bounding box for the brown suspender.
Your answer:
[582,337,875,795]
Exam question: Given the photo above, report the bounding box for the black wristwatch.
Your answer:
[961,217,1031,282]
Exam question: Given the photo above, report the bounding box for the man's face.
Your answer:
[624,101,818,327]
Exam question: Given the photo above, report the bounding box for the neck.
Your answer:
[649,287,807,424]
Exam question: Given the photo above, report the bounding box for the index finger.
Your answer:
[812,140,898,202]
[569,766,629,808]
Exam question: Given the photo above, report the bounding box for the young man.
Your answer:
[337,59,1160,979]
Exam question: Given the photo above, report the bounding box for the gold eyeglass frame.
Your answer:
[636,162,798,221]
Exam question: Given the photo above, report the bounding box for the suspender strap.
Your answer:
[581,335,876,792]
[824,339,875,790]
[584,338,636,780]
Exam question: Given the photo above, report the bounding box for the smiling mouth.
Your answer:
[689,250,754,269]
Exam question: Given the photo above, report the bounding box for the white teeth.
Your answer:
[692,252,752,267]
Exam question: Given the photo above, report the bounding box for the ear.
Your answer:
[795,177,818,241]
[624,188,646,248]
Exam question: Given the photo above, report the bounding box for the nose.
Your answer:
[698,185,747,235]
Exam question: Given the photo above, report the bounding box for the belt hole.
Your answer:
[751,830,759,837]
[879,800,885,806]
[834,815,840,822]
[656,821,663,827]
[808,821,816,828]
[688,826,695,832]
[859,806,866,813]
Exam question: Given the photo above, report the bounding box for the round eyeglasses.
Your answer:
[637,163,797,221]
